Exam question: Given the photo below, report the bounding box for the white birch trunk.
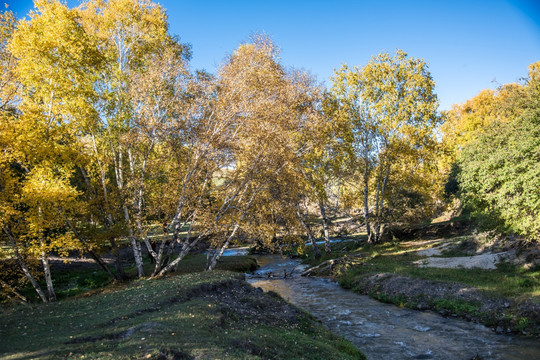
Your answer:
[4,228,48,302]
[155,232,207,277]
[207,224,240,271]
[363,165,372,243]
[40,246,56,302]
[297,210,321,259]
[319,202,331,254]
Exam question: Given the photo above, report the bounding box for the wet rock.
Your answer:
[439,310,449,316]
[413,325,430,332]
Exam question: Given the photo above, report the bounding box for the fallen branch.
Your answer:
[0,279,28,303]
[301,254,366,277]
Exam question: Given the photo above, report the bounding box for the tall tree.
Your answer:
[4,0,103,301]
[0,9,17,111]
[332,50,441,243]
[80,0,174,278]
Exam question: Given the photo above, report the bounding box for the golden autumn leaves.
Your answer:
[1,0,445,302]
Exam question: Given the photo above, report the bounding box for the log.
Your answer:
[301,254,366,277]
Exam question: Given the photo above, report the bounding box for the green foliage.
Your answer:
[429,298,480,316]
[445,61,540,241]
[457,92,540,240]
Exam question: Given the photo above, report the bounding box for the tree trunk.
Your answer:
[110,239,126,280]
[115,145,145,278]
[124,193,144,278]
[129,235,145,278]
[19,256,47,303]
[40,241,56,302]
[319,202,331,254]
[335,179,341,211]
[375,166,391,243]
[90,134,115,228]
[308,231,321,259]
[0,279,28,303]
[88,140,125,278]
[4,228,48,302]
[152,238,168,276]
[133,146,153,276]
[363,165,372,243]
[297,211,321,259]
[144,237,158,262]
[207,224,240,271]
[378,223,386,243]
[154,232,206,277]
[372,170,382,243]
[88,249,118,281]
[65,220,119,281]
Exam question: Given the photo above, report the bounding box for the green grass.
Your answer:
[0,271,364,359]
[344,250,539,301]
[13,254,259,303]
[53,268,115,299]
[172,254,259,274]
[303,240,540,301]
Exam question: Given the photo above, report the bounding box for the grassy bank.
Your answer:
[300,236,540,336]
[0,269,364,359]
[334,241,539,300]
[15,254,259,302]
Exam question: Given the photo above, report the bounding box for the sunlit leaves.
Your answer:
[457,62,540,241]
[330,50,442,242]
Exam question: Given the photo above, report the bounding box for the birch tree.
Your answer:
[80,0,173,278]
[3,0,103,301]
[156,36,318,274]
[332,51,441,243]
[206,37,327,267]
[298,88,349,254]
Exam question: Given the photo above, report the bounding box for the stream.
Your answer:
[244,255,540,360]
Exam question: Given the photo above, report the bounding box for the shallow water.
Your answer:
[204,247,250,257]
[246,255,540,360]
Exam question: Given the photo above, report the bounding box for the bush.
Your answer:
[457,108,540,241]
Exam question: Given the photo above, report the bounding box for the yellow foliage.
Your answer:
[441,83,526,158]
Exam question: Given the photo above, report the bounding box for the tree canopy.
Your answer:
[1,0,537,304]
[455,62,540,240]
[330,50,442,243]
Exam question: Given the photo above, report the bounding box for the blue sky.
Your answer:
[6,0,540,110]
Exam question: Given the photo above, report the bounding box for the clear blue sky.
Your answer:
[6,0,540,110]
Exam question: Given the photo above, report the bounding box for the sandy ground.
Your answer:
[414,251,512,270]
[410,238,515,270]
